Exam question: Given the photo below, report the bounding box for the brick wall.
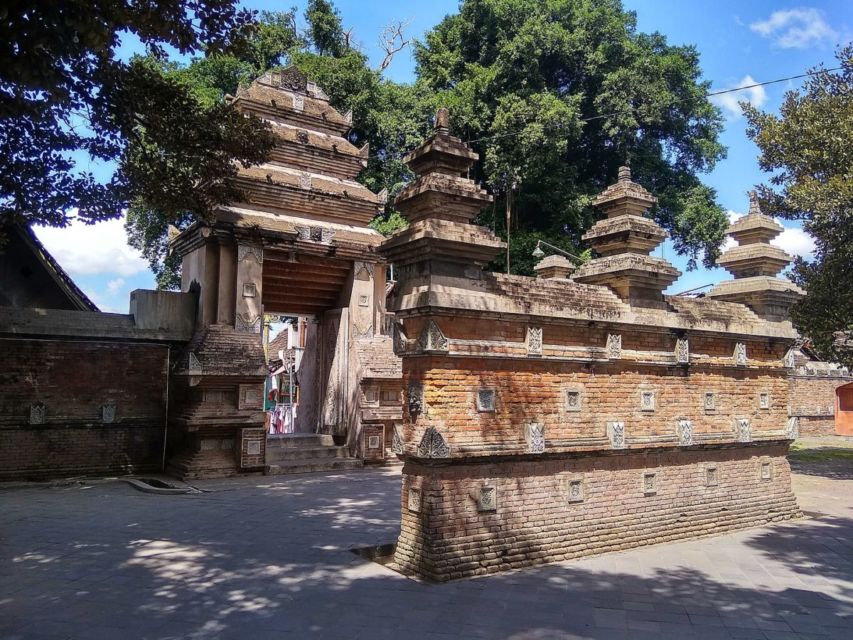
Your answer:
[0,338,169,480]
[789,375,848,437]
[396,444,799,581]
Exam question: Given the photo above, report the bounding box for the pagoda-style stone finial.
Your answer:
[435,107,450,133]
[573,168,679,307]
[534,255,575,280]
[707,193,803,320]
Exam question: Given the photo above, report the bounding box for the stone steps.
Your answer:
[263,433,362,475]
[265,445,351,462]
[264,458,363,475]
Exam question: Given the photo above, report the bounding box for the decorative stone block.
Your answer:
[736,418,751,443]
[478,485,497,512]
[524,423,545,454]
[563,476,584,503]
[408,488,421,513]
[363,386,379,406]
[247,440,261,456]
[298,171,312,190]
[418,319,448,352]
[237,244,263,264]
[526,326,543,356]
[238,384,263,410]
[29,402,46,425]
[239,428,265,469]
[677,419,693,446]
[476,389,496,412]
[407,381,423,415]
[236,313,262,333]
[640,390,656,412]
[368,435,381,449]
[783,348,797,368]
[417,427,450,458]
[760,460,772,480]
[705,465,719,487]
[565,389,581,412]
[643,472,658,495]
[607,333,622,359]
[703,391,717,411]
[358,294,369,307]
[675,338,690,364]
[101,403,116,424]
[734,342,747,365]
[786,416,800,440]
[759,392,770,409]
[391,424,403,454]
[393,323,408,354]
[607,421,626,449]
[242,283,257,298]
[292,93,304,111]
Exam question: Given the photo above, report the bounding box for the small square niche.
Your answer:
[476,389,496,412]
[643,472,658,496]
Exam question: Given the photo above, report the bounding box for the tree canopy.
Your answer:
[0,0,273,233]
[744,46,853,366]
[415,0,729,275]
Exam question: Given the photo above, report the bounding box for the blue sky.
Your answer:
[36,1,852,311]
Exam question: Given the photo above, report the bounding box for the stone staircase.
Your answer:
[264,434,363,475]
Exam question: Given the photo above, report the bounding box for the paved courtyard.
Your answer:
[1,454,852,640]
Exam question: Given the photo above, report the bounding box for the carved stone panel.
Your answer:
[236,314,262,333]
[783,348,797,368]
[643,472,658,495]
[760,460,772,480]
[608,421,626,449]
[237,244,263,264]
[476,389,496,412]
[759,392,770,409]
[736,418,752,443]
[565,389,582,412]
[101,403,116,424]
[607,334,622,359]
[29,402,46,425]
[786,416,800,440]
[407,381,423,416]
[393,323,408,355]
[566,477,584,503]
[734,342,748,365]
[703,391,716,411]
[675,338,690,364]
[527,326,543,356]
[525,423,545,454]
[477,486,497,512]
[418,319,448,352]
[640,390,656,412]
[417,427,450,458]
[705,465,719,487]
[391,424,404,454]
[408,488,421,513]
[677,419,693,446]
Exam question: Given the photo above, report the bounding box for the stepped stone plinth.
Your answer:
[573,166,680,307]
[534,255,575,279]
[707,192,804,321]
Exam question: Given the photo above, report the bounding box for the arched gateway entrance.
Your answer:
[165,68,401,479]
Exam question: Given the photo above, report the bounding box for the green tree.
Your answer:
[743,47,853,366]
[414,0,728,273]
[0,0,271,232]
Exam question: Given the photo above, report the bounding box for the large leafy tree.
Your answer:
[128,5,426,288]
[0,0,275,234]
[415,0,728,274]
[744,47,853,366]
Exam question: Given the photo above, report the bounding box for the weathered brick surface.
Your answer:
[395,444,798,581]
[0,338,168,480]
[788,374,848,436]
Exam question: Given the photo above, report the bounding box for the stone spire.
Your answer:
[572,166,680,307]
[706,191,804,320]
[380,108,504,268]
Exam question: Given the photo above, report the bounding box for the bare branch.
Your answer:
[378,18,413,72]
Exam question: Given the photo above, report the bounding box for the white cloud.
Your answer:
[34,216,148,278]
[712,75,767,119]
[750,8,838,49]
[106,278,126,294]
[772,227,816,258]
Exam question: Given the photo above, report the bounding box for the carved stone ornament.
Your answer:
[277,66,308,92]
[734,342,748,365]
[677,419,693,446]
[640,391,655,412]
[299,172,312,190]
[703,391,716,411]
[786,416,800,440]
[705,466,719,487]
[29,402,46,425]
[565,389,581,412]
[675,338,690,364]
[354,261,376,279]
[187,352,202,375]
[783,348,797,368]
[101,403,117,424]
[643,472,657,495]
[391,424,404,454]
[527,326,543,356]
[566,478,584,503]
[417,427,450,458]
[296,129,309,144]
[292,94,304,112]
[608,421,626,449]
[736,418,752,443]
[237,244,263,264]
[477,486,497,512]
[607,333,622,359]
[418,319,448,352]
[407,488,421,513]
[525,423,545,454]
[476,389,496,412]
[236,314,262,333]
[407,381,423,415]
[393,323,408,355]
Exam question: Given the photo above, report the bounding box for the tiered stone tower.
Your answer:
[707,192,804,320]
[384,122,800,582]
[573,166,680,307]
[167,67,393,478]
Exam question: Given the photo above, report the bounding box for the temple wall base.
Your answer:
[395,443,800,582]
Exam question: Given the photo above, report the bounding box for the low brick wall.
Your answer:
[789,375,849,437]
[0,338,169,480]
[395,443,799,581]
